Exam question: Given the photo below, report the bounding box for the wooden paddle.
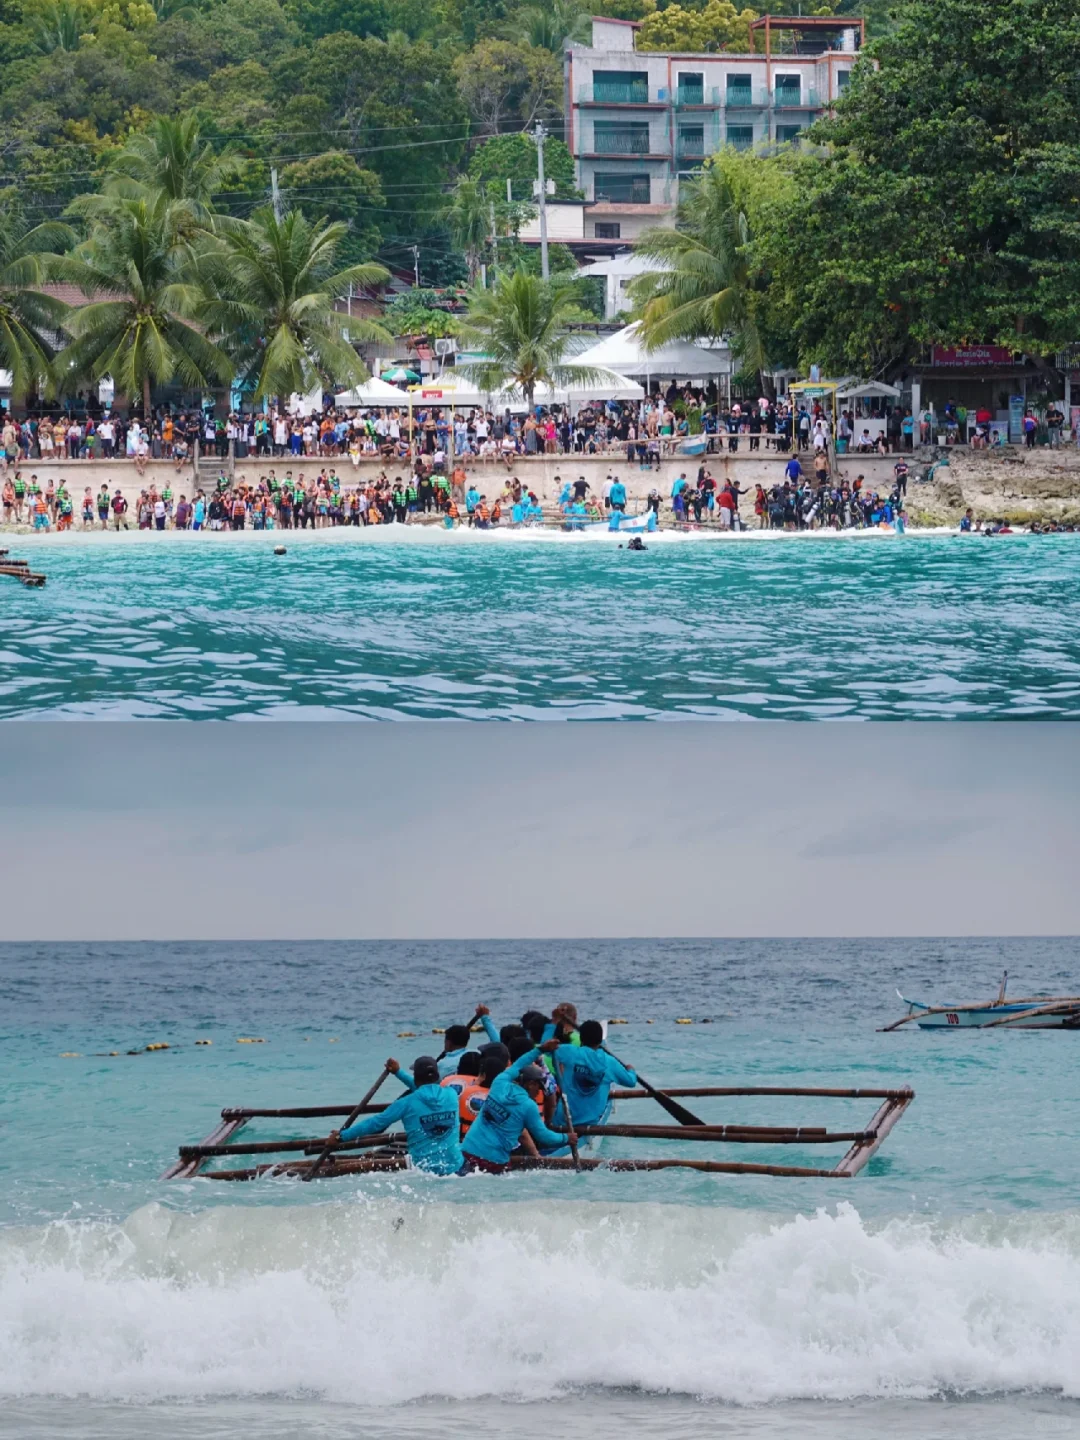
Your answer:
[547,1054,581,1171]
[303,1065,391,1181]
[603,1046,705,1127]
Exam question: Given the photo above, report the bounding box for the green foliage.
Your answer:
[384,290,460,337]
[279,151,384,262]
[198,206,391,399]
[631,156,769,375]
[749,0,1080,371]
[468,132,578,202]
[637,0,758,53]
[55,194,233,415]
[0,200,72,398]
[457,265,610,401]
[453,38,561,133]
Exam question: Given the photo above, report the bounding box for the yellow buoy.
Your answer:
[329,1037,339,1043]
[146,1042,170,1051]
[470,1025,483,1033]
[236,1037,266,1044]
[398,1031,417,1038]
[60,1052,80,1058]
[675,1018,693,1025]
[432,1028,446,1035]
[109,1051,119,1056]
[608,1018,629,1025]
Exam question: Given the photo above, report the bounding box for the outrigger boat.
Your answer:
[883,973,1080,1031]
[163,1082,914,1182]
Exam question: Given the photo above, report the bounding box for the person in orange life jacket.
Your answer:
[460,1042,575,1173]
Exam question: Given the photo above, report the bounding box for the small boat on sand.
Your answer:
[883,973,1080,1031]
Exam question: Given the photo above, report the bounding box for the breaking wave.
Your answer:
[2,1198,1079,1404]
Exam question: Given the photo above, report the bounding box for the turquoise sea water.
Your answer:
[4,529,1080,718]
[2,938,1079,1438]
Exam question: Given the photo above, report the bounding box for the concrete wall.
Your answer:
[6,450,905,511]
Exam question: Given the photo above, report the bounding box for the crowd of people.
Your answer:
[326,1001,636,1177]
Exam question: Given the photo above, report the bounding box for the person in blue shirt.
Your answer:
[461,1043,575,1173]
[608,478,627,513]
[329,1055,463,1175]
[784,456,802,485]
[549,1020,637,1128]
[465,486,480,515]
[436,1022,479,1078]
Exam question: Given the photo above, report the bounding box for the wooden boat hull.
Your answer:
[901,996,1080,1029]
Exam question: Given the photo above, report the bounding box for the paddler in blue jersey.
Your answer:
[548,1020,637,1128]
[461,1043,575,1174]
[437,1023,477,1078]
[328,1056,463,1175]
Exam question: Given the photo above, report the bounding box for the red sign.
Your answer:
[930,345,1013,367]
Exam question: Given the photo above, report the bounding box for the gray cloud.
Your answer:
[1,723,1077,939]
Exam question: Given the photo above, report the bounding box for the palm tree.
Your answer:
[199,207,391,401]
[29,0,88,54]
[0,212,73,401]
[444,176,491,284]
[630,162,768,378]
[86,115,242,232]
[457,266,610,405]
[55,196,232,418]
[515,0,591,51]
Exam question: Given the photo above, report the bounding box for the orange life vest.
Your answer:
[455,1081,489,1134]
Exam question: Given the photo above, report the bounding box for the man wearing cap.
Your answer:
[328,1055,463,1175]
[461,1041,575,1174]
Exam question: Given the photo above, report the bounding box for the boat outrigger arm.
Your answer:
[161,1085,915,1182]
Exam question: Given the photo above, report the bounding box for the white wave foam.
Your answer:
[2,1199,1078,1405]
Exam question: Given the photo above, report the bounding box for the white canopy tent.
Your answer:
[836,380,902,402]
[498,371,645,411]
[573,324,731,382]
[334,376,407,406]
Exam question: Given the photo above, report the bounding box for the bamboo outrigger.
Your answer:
[882,972,1080,1031]
[0,550,46,586]
[163,1084,914,1182]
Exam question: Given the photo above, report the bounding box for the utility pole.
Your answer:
[411,244,420,288]
[270,167,282,222]
[532,120,550,281]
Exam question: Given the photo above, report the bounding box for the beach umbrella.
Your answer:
[381,366,420,383]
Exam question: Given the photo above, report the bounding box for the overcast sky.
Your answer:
[2,724,1077,939]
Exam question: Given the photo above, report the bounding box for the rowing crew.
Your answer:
[327,1002,637,1176]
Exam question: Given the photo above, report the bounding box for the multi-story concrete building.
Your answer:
[565,14,865,241]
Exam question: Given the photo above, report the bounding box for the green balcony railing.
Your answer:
[585,81,651,105]
[591,129,653,155]
[675,83,705,107]
[724,87,768,109]
[773,87,820,108]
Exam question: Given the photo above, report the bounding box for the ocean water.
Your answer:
[3,528,1080,719]
[2,937,1079,1438]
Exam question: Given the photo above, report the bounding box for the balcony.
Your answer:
[676,83,721,108]
[724,87,768,109]
[578,82,656,106]
[590,128,654,156]
[593,179,653,205]
[773,87,820,109]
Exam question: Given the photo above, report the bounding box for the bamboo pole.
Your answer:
[161,1114,251,1179]
[179,1133,408,1159]
[304,1066,392,1181]
[573,1123,873,1144]
[981,1000,1080,1028]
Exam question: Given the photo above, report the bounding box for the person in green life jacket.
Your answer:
[328,1055,463,1175]
[461,1042,576,1174]
[549,1020,637,1128]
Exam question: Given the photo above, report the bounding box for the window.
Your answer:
[592,70,649,104]
[775,75,802,107]
[726,125,754,150]
[677,71,704,105]
[593,120,651,154]
[776,124,803,143]
[594,173,651,204]
[594,222,621,239]
[837,70,851,91]
[726,73,753,106]
[678,124,705,158]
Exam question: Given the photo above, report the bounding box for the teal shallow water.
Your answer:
[3,939,1080,1430]
[4,529,1080,718]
